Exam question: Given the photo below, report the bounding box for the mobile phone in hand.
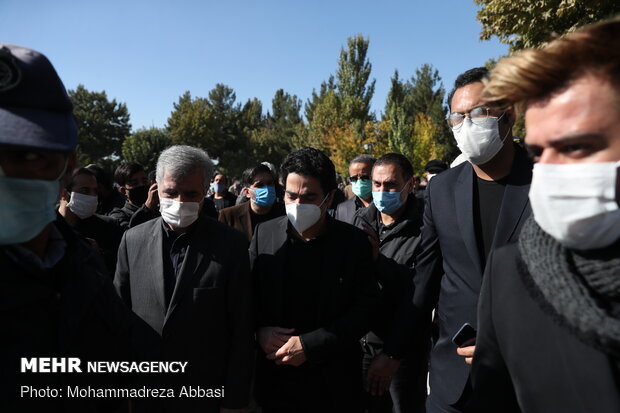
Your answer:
[452,323,477,348]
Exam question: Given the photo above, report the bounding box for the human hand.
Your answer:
[361,223,380,262]
[456,345,475,365]
[257,326,295,356]
[365,353,400,396]
[145,183,159,210]
[84,237,100,251]
[272,336,307,367]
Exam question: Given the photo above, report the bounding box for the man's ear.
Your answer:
[243,187,250,198]
[119,186,127,196]
[406,177,415,193]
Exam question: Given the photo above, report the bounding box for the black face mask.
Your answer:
[127,185,149,206]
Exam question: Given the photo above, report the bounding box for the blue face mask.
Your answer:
[0,175,61,245]
[210,183,225,195]
[351,179,372,199]
[372,184,408,214]
[252,185,276,208]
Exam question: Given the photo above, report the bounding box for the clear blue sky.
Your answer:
[0,0,507,131]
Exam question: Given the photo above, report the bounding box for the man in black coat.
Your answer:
[114,145,253,413]
[353,153,425,413]
[85,163,127,215]
[413,67,533,413]
[469,17,620,413]
[208,172,238,211]
[108,162,154,230]
[58,167,124,276]
[335,154,375,224]
[0,43,134,413]
[251,148,379,412]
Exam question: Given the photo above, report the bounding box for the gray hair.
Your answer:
[349,154,376,168]
[156,145,214,188]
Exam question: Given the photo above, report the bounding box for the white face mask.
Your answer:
[452,116,509,165]
[529,161,620,250]
[67,192,98,219]
[286,194,329,234]
[159,197,200,229]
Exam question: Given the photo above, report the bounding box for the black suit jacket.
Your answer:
[1,217,133,413]
[114,215,253,411]
[250,216,379,407]
[413,145,533,405]
[335,196,365,225]
[469,242,620,413]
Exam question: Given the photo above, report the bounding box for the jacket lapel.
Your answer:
[273,217,289,323]
[149,221,167,314]
[492,149,533,247]
[454,164,483,276]
[240,203,253,241]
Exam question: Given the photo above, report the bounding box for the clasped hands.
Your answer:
[257,326,307,367]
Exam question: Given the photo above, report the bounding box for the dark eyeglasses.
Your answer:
[349,175,370,182]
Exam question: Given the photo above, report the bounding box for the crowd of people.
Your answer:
[1,15,619,413]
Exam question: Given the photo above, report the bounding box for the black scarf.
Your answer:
[518,217,620,359]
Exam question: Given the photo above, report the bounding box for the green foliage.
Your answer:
[409,64,456,161]
[305,34,376,155]
[307,90,342,151]
[167,91,218,149]
[411,113,446,175]
[382,65,457,164]
[475,0,620,51]
[121,127,171,172]
[166,85,259,176]
[304,76,335,123]
[251,89,302,166]
[335,34,376,125]
[69,84,131,166]
[271,89,302,125]
[324,123,372,178]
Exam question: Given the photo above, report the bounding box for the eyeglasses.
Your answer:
[349,175,370,182]
[447,105,495,128]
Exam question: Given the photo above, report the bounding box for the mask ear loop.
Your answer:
[496,112,512,143]
[396,181,411,206]
[318,191,331,208]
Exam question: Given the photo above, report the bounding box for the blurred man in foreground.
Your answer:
[470,16,620,413]
[0,43,132,413]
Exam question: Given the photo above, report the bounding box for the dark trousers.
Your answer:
[361,334,427,413]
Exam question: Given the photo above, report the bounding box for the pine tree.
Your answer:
[121,127,171,172]
[69,84,131,166]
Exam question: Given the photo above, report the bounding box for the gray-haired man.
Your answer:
[114,145,253,413]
